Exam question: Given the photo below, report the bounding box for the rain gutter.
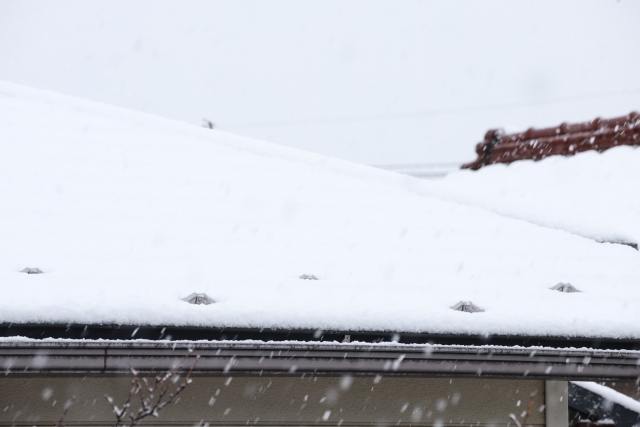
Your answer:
[1,340,639,380]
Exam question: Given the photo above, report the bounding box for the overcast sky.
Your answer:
[1,0,639,165]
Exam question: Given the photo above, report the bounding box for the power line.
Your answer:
[220,88,640,130]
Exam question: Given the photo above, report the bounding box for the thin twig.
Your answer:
[509,395,535,427]
[521,395,535,427]
[54,395,77,427]
[104,349,199,427]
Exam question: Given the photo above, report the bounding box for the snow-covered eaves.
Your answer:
[3,324,640,352]
[2,340,640,380]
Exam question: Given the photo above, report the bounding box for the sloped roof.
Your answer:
[429,144,640,249]
[1,81,639,339]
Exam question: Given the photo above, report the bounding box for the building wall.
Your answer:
[0,376,545,426]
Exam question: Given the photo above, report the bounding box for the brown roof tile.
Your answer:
[462,112,640,170]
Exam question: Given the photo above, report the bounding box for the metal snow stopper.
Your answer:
[550,283,580,293]
[20,267,43,274]
[181,293,216,305]
[299,274,318,280]
[450,301,484,313]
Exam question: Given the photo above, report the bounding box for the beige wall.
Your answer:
[0,376,545,426]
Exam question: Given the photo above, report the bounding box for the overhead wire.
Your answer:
[220,88,640,130]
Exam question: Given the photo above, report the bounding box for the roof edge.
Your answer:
[2,324,640,351]
[2,340,639,380]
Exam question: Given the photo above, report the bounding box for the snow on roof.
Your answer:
[571,382,640,415]
[1,81,639,338]
[428,146,640,248]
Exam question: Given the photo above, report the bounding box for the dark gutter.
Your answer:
[2,324,640,351]
[1,340,640,380]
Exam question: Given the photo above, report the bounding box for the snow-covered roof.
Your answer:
[571,382,640,415]
[428,147,640,249]
[2,81,639,338]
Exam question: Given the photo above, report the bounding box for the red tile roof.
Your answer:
[462,112,640,170]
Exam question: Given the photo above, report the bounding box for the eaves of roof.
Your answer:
[3,324,640,351]
[2,336,640,381]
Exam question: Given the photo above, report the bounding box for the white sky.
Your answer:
[1,0,639,165]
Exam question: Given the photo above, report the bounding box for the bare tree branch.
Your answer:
[103,350,200,427]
